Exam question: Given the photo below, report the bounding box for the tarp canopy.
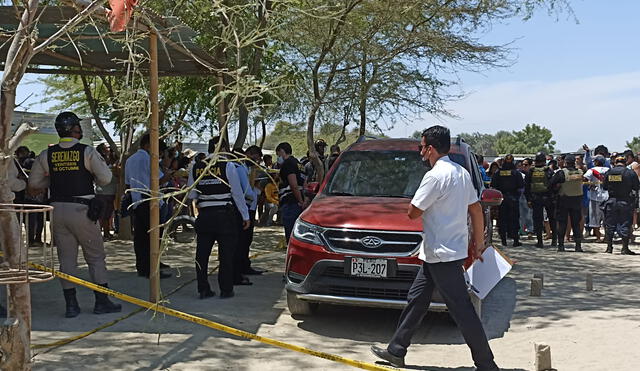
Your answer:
[0,6,218,76]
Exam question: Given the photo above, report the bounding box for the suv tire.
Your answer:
[286,291,318,316]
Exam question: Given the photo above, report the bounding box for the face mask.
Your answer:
[277,156,284,165]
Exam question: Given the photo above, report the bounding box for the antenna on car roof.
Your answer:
[355,135,378,143]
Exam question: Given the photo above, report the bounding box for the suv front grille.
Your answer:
[328,285,409,301]
[322,229,421,256]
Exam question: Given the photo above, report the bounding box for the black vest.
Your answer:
[606,166,634,201]
[192,157,233,207]
[47,143,94,199]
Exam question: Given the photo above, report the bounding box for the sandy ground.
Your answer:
[19,226,640,371]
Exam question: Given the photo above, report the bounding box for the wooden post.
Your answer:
[148,31,160,303]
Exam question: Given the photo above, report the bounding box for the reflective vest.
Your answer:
[192,156,233,208]
[559,168,583,197]
[530,166,549,194]
[47,143,94,199]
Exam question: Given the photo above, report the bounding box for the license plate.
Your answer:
[348,257,388,278]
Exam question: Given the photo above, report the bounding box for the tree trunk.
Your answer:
[80,75,120,158]
[259,118,266,148]
[306,102,324,183]
[234,102,249,150]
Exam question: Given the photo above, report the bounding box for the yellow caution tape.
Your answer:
[28,259,394,371]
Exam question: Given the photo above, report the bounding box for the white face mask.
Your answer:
[277,156,284,165]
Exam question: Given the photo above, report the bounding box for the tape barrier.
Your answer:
[31,250,267,351]
[28,260,395,371]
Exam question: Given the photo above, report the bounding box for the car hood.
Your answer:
[300,195,422,231]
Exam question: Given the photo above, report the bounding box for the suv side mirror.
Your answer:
[480,189,503,207]
[305,182,320,195]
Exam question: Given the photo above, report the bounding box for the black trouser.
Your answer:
[557,195,582,244]
[498,195,520,239]
[235,209,256,275]
[604,198,633,239]
[531,194,556,238]
[195,206,240,294]
[387,260,498,371]
[133,201,151,276]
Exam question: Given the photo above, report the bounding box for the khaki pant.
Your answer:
[52,202,109,289]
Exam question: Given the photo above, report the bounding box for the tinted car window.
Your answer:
[448,153,467,169]
[325,151,427,198]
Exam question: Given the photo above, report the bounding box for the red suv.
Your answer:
[284,137,503,316]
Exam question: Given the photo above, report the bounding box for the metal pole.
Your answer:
[149,31,160,302]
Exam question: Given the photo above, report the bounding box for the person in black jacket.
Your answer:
[603,156,640,255]
[491,154,524,247]
[525,152,556,248]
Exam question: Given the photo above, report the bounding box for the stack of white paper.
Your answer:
[465,246,513,300]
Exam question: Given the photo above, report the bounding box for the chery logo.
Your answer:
[361,236,383,248]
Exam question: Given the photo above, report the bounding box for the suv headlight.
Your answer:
[292,219,324,245]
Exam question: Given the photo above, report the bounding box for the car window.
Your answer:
[447,153,467,168]
[325,151,427,198]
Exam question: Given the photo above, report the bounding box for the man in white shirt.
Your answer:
[583,156,609,242]
[371,126,498,371]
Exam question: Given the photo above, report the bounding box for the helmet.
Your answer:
[54,112,81,137]
[565,154,576,164]
[534,152,546,163]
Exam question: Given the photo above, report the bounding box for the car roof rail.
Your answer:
[355,135,378,143]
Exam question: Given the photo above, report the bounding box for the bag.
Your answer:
[87,197,106,222]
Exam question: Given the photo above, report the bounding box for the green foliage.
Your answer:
[459,125,556,155]
[494,124,556,155]
[626,136,640,153]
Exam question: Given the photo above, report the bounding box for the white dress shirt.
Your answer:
[412,156,478,263]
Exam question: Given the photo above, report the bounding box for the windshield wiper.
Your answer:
[328,191,355,196]
[367,194,411,198]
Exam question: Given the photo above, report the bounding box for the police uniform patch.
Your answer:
[609,175,622,182]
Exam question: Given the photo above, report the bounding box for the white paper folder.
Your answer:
[465,246,513,300]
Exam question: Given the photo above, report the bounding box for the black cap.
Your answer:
[535,152,546,163]
[54,112,81,137]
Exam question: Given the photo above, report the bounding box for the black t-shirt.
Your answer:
[279,157,305,205]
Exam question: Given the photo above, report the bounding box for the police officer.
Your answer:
[525,152,556,248]
[28,112,121,318]
[491,154,524,247]
[602,156,640,255]
[549,154,584,252]
[188,137,250,299]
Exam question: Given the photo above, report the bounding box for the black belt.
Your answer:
[51,196,92,205]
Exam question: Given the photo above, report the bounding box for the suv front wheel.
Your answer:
[286,291,318,316]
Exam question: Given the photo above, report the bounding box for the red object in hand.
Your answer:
[107,0,138,32]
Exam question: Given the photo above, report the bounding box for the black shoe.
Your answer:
[551,238,557,247]
[140,271,173,279]
[63,288,81,318]
[93,284,122,314]
[244,267,265,275]
[621,248,637,255]
[513,240,523,247]
[557,245,565,252]
[605,247,613,253]
[199,289,216,299]
[160,262,171,269]
[500,236,507,246]
[370,345,405,368]
[220,290,235,299]
[234,277,253,286]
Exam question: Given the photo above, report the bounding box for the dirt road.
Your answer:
[26,227,640,370]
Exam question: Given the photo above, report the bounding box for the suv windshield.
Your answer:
[325,151,427,198]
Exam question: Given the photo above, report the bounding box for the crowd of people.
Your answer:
[5,111,341,316]
[483,145,640,254]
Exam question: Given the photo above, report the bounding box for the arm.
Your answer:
[288,173,304,205]
[549,169,565,189]
[524,170,532,202]
[86,147,112,186]
[468,201,485,261]
[227,163,251,228]
[8,160,26,192]
[186,165,198,200]
[408,204,423,220]
[27,151,49,193]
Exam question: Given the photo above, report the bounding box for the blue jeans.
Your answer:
[281,203,302,242]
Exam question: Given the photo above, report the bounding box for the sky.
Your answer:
[14,0,640,153]
[389,0,640,152]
